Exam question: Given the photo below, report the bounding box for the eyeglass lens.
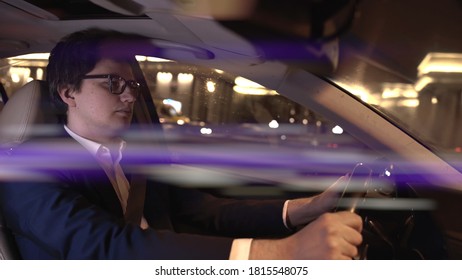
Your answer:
[110,76,140,95]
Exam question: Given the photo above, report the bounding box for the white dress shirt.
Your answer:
[64,125,149,229]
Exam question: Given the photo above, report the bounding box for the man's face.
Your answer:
[66,58,137,142]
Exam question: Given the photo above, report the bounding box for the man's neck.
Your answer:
[65,123,120,145]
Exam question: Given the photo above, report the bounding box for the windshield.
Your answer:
[326,0,462,171]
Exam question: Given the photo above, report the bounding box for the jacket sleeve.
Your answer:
[0,179,233,260]
[168,185,292,238]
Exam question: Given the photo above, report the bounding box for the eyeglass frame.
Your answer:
[81,74,141,96]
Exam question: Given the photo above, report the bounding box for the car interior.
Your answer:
[0,53,451,261]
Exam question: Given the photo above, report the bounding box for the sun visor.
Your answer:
[214,0,358,75]
[172,0,357,75]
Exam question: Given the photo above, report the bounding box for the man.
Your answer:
[0,28,362,259]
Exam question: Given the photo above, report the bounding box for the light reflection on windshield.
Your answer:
[330,48,462,172]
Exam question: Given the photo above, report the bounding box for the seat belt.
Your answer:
[125,174,147,225]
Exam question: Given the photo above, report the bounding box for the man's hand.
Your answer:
[249,211,363,260]
[286,175,348,229]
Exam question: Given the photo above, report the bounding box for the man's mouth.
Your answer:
[115,108,132,115]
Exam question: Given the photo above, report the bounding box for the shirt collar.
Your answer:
[64,125,126,161]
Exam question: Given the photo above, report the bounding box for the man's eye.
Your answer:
[111,78,122,88]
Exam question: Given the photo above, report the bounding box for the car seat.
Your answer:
[0,80,58,259]
[0,80,60,152]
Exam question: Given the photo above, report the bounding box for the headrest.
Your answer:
[0,80,59,150]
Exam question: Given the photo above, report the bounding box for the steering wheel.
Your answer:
[334,161,445,259]
[333,163,374,259]
[334,162,373,213]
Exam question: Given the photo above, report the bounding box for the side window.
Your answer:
[0,53,378,197]
[0,54,48,98]
[138,57,377,197]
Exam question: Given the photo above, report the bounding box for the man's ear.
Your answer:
[57,85,76,107]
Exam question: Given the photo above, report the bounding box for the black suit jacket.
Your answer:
[0,135,290,259]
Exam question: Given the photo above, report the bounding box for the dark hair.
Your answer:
[46,28,148,122]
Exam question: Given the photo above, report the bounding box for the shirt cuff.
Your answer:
[229,238,253,260]
[282,199,291,230]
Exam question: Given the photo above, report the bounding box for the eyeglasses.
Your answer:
[81,74,141,96]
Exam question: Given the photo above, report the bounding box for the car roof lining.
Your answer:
[18,0,148,20]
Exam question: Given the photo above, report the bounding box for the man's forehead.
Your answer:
[91,59,134,75]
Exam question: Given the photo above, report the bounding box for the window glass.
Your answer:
[137,57,377,196]
[0,53,48,97]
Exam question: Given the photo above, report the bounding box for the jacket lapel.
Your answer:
[58,134,124,217]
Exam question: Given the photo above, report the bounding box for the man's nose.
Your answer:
[120,87,138,102]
